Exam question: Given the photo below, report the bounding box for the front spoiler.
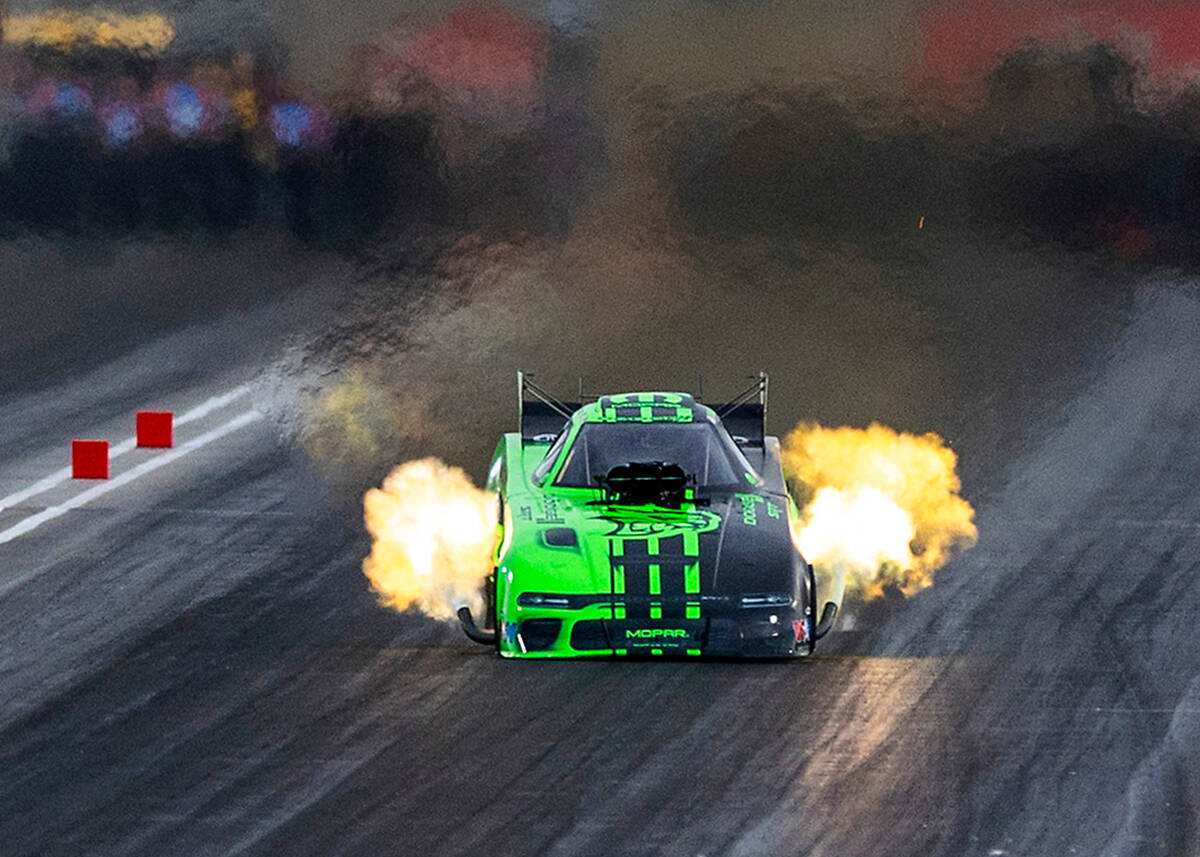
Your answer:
[491,613,812,658]
[694,616,807,658]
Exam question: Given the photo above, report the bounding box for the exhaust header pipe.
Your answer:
[813,602,838,640]
[457,606,497,645]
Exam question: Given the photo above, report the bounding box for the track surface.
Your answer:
[1,260,1198,857]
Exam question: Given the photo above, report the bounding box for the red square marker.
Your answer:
[72,440,109,479]
[136,411,173,448]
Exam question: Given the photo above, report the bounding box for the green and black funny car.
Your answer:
[456,372,838,658]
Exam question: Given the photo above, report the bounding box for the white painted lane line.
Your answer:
[171,385,254,426]
[0,438,137,513]
[0,409,262,550]
[0,384,251,514]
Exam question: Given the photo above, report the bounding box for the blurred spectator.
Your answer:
[102,103,142,146]
[229,51,259,131]
[99,78,144,147]
[0,55,27,167]
[165,81,204,136]
[268,100,331,150]
[153,76,230,139]
[52,82,93,116]
[24,77,96,129]
[351,2,549,163]
[0,6,448,239]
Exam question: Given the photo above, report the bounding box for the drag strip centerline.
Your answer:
[0,385,251,515]
[0,409,263,553]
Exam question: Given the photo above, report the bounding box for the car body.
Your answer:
[456,373,837,658]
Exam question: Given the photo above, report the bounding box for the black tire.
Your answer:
[805,562,818,655]
[492,491,504,654]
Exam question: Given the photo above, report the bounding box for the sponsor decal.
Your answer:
[597,508,721,539]
[736,493,764,526]
[535,496,565,524]
[596,393,695,423]
[607,393,684,404]
[793,619,809,644]
[625,628,689,639]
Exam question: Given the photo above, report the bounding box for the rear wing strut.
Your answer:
[518,370,580,441]
[713,372,768,448]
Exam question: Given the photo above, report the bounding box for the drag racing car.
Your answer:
[456,373,839,658]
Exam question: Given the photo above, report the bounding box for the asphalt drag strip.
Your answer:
[0,280,1198,856]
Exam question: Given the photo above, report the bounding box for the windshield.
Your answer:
[553,421,754,489]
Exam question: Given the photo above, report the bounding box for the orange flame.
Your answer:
[782,423,977,600]
[362,458,497,621]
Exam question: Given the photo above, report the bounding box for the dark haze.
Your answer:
[3,1,1200,854]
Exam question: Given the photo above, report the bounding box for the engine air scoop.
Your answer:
[598,461,689,508]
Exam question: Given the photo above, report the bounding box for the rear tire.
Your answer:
[805,562,818,654]
[490,570,501,654]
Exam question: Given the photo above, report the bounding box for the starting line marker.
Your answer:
[71,440,109,479]
[0,385,250,514]
[136,411,174,448]
[0,409,262,550]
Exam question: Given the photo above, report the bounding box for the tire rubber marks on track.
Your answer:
[0,409,262,549]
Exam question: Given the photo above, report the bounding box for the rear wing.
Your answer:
[516,370,768,445]
[518,371,579,441]
[713,372,768,448]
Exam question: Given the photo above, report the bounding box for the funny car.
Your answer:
[456,372,838,657]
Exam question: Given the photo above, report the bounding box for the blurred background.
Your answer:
[3,0,1198,495]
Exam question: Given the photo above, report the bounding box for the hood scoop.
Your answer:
[597,461,689,508]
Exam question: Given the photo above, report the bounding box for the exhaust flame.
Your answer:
[362,458,497,621]
[782,422,977,600]
[360,426,974,619]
